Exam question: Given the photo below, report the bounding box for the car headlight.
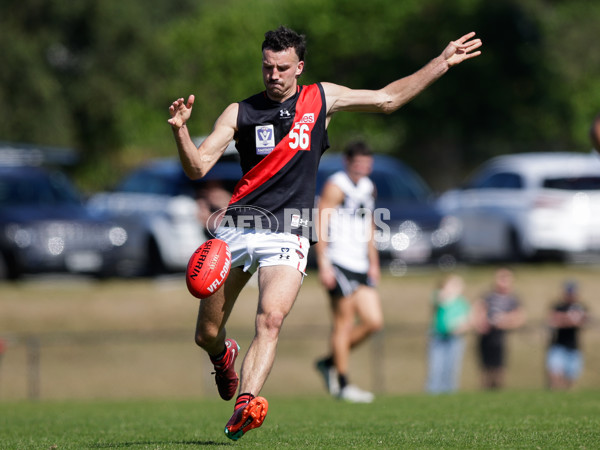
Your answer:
[108,226,128,247]
[391,232,410,251]
[390,221,421,251]
[399,220,420,238]
[47,236,65,255]
[431,215,462,248]
[5,224,33,248]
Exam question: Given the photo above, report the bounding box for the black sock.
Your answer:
[338,373,348,389]
[235,393,254,410]
[210,346,227,363]
[322,356,334,367]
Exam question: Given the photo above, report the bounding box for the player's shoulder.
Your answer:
[320,81,347,94]
[239,91,266,105]
[327,170,352,189]
[328,170,347,182]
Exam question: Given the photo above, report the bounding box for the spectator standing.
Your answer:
[546,281,588,390]
[472,268,526,390]
[426,274,471,394]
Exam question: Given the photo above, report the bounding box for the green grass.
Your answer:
[2,391,599,449]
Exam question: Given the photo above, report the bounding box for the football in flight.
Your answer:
[186,239,231,299]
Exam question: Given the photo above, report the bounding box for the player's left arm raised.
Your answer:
[323,32,482,118]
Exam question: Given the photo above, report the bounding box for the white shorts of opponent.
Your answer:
[215,227,310,275]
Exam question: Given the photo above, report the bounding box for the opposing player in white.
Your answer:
[315,141,383,403]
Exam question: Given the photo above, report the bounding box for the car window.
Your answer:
[543,176,600,190]
[470,171,523,189]
[371,170,428,201]
[118,173,182,196]
[0,172,81,206]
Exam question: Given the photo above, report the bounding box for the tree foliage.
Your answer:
[1,0,598,190]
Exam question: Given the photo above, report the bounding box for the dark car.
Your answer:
[315,154,460,273]
[87,156,243,276]
[0,166,128,279]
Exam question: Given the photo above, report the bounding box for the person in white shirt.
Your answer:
[314,141,383,403]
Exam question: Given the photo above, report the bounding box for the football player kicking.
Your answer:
[168,26,481,440]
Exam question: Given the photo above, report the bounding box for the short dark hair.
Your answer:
[344,141,374,159]
[262,26,306,62]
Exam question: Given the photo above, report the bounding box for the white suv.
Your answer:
[436,152,600,261]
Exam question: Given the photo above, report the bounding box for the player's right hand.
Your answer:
[168,95,195,129]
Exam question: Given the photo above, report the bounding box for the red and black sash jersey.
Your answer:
[222,83,329,242]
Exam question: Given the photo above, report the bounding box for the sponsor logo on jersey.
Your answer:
[299,113,314,123]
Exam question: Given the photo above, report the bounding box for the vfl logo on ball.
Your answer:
[207,205,280,237]
[186,239,232,299]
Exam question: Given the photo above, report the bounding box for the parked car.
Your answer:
[0,166,128,280]
[87,155,242,276]
[436,152,600,261]
[315,154,461,272]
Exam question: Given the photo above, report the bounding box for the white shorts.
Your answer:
[215,227,310,275]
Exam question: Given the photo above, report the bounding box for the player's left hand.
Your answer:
[443,32,482,67]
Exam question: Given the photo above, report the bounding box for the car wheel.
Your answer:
[0,250,21,280]
[507,228,524,262]
[0,252,7,280]
[146,237,166,276]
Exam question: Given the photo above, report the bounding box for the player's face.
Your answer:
[494,269,514,294]
[262,48,304,102]
[345,155,373,183]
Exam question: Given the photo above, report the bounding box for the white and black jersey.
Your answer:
[325,171,375,274]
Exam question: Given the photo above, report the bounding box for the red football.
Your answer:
[186,239,232,299]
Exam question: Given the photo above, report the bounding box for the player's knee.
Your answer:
[194,326,218,349]
[365,316,384,334]
[257,311,285,338]
[372,317,384,333]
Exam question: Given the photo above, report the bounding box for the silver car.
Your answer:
[436,152,600,261]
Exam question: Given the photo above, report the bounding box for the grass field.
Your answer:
[2,390,600,448]
[1,264,600,448]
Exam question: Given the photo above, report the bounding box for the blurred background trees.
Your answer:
[1,0,599,191]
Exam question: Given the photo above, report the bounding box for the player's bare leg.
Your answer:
[349,286,383,349]
[195,267,251,354]
[224,265,303,440]
[331,286,380,403]
[238,265,303,395]
[331,294,354,380]
[195,267,252,400]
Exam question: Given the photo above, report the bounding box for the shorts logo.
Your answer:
[255,124,275,155]
[295,249,305,259]
[290,214,309,228]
